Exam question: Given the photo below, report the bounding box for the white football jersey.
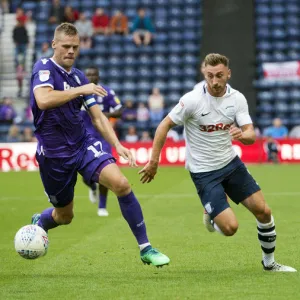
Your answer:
[168,84,252,172]
[193,80,206,90]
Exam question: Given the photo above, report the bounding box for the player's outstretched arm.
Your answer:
[230,124,256,145]
[89,104,137,167]
[34,83,107,110]
[139,116,176,183]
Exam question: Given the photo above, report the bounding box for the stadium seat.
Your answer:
[257,91,274,102]
[274,102,289,113]
[257,103,274,113]
[290,89,300,100]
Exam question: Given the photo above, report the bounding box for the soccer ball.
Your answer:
[14,225,49,259]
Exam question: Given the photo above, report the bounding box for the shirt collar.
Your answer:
[50,58,73,75]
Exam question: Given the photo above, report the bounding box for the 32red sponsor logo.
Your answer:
[199,123,233,132]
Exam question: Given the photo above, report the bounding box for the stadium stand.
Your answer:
[254,0,300,130]
[0,0,202,140]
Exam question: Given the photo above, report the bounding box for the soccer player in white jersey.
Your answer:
[139,53,296,272]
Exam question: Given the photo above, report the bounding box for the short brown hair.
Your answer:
[54,23,78,39]
[203,53,229,67]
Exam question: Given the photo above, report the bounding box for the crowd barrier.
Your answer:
[1,139,300,171]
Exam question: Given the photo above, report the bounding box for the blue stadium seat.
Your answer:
[168,67,181,78]
[286,4,300,14]
[136,93,149,103]
[286,16,299,27]
[270,16,285,27]
[257,91,274,102]
[183,67,197,77]
[184,55,198,65]
[288,40,300,50]
[290,89,300,101]
[169,43,183,54]
[287,50,300,60]
[139,55,152,66]
[272,51,286,61]
[123,68,137,79]
[257,52,272,63]
[107,68,122,80]
[287,27,300,38]
[183,79,196,91]
[136,80,152,93]
[168,55,182,65]
[256,28,270,39]
[256,41,272,51]
[153,67,168,79]
[22,1,37,12]
[274,89,289,101]
[270,4,285,14]
[122,81,136,93]
[271,28,286,40]
[155,33,168,43]
[255,4,271,15]
[257,103,274,113]
[124,44,139,55]
[169,7,181,17]
[184,42,199,53]
[256,17,269,27]
[124,55,137,66]
[94,57,107,68]
[169,32,182,42]
[108,56,124,68]
[81,0,96,10]
[168,92,182,103]
[137,67,152,78]
[274,102,289,113]
[272,41,286,51]
[152,80,167,93]
[290,102,300,113]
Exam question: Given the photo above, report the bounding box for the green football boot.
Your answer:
[31,213,41,225]
[140,246,170,267]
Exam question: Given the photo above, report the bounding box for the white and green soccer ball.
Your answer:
[14,225,49,259]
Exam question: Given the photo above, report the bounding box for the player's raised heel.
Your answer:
[203,212,216,232]
[140,246,170,267]
[89,188,98,204]
[31,213,41,225]
[262,261,297,272]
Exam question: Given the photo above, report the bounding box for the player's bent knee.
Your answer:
[223,222,239,236]
[256,205,272,223]
[112,176,131,197]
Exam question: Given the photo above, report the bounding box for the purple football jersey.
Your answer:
[80,84,122,151]
[30,58,97,158]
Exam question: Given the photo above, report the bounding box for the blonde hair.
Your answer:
[54,23,78,40]
[204,53,229,67]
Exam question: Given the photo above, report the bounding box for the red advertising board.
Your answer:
[1,139,300,171]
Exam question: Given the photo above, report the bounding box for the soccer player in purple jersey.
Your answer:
[29,23,170,267]
[80,66,123,217]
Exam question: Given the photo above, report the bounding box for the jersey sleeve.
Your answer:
[235,93,253,126]
[168,94,194,125]
[32,59,55,91]
[81,74,97,110]
[107,89,122,111]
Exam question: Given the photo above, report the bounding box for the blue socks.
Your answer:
[99,194,107,209]
[117,191,149,245]
[38,207,59,232]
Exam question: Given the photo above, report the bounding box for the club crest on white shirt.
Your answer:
[39,70,50,82]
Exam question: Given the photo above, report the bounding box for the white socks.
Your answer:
[257,215,276,267]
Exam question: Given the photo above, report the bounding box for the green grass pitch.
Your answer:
[0,165,300,300]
